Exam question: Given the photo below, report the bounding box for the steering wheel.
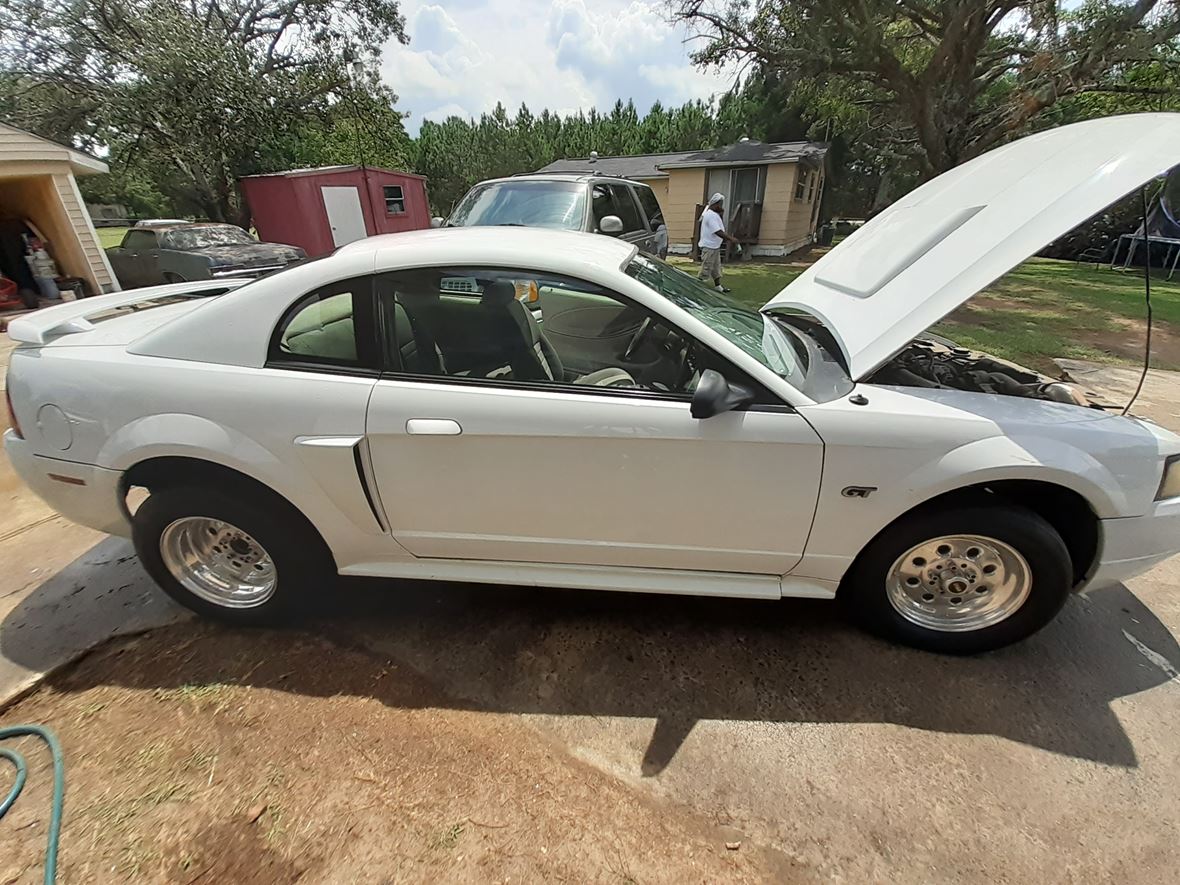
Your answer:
[623,317,654,360]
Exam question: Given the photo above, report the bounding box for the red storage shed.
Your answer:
[240,165,431,257]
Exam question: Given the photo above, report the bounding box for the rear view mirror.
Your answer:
[691,369,756,419]
[599,215,624,235]
[430,216,445,228]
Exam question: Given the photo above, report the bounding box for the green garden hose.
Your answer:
[0,724,65,885]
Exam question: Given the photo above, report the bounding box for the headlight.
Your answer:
[1156,454,1180,500]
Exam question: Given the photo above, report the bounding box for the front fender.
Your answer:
[793,425,1144,585]
[904,433,1127,517]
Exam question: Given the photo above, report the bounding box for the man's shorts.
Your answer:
[698,247,722,280]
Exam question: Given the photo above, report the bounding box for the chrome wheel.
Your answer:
[159,517,277,609]
[886,535,1031,632]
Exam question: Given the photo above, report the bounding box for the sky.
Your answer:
[380,0,737,134]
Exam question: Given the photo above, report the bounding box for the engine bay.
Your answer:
[870,338,1106,408]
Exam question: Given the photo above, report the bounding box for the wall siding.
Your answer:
[664,168,706,245]
[54,173,117,291]
[756,164,795,246]
[782,166,820,247]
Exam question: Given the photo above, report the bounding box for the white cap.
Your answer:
[709,192,724,205]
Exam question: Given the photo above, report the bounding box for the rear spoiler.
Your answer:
[7,279,248,345]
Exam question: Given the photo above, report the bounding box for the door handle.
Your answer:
[406,418,462,435]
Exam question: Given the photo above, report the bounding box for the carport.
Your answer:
[0,123,119,299]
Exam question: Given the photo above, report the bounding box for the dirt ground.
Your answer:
[1,624,797,884]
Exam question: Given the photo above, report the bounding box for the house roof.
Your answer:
[241,164,426,181]
[660,140,828,169]
[535,140,827,178]
[0,123,109,176]
[536,151,699,179]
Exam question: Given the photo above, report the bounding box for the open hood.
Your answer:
[764,113,1180,380]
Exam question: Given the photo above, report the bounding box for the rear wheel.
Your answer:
[842,505,1072,654]
[132,485,332,625]
[163,272,186,283]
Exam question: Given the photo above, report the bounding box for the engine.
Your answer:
[870,339,1103,408]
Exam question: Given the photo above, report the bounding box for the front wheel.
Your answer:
[132,485,333,625]
[841,505,1072,654]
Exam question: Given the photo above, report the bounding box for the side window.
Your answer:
[590,185,614,231]
[124,230,158,250]
[634,186,664,227]
[384,185,405,215]
[607,184,644,232]
[795,169,812,202]
[380,266,697,395]
[272,288,360,366]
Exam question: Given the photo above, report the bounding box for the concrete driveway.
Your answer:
[2,435,1178,880]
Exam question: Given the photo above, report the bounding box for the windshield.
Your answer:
[626,254,853,401]
[449,180,586,230]
[164,226,256,250]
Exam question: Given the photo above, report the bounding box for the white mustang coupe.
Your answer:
[7,115,1180,654]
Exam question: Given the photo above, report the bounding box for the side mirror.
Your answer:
[691,369,757,419]
[598,215,624,235]
[430,216,445,228]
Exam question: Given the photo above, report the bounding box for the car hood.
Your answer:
[764,113,1180,380]
[200,242,301,266]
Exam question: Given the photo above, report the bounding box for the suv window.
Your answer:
[273,288,359,365]
[123,230,158,250]
[633,185,664,227]
[606,184,644,232]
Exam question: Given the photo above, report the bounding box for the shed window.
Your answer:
[384,185,406,215]
[794,169,812,202]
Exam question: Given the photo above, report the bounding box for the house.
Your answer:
[0,123,119,295]
[537,140,829,257]
[240,165,432,258]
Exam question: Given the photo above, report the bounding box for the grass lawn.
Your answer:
[96,226,129,249]
[678,255,1178,375]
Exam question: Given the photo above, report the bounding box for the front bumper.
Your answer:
[4,430,130,537]
[1082,496,1180,591]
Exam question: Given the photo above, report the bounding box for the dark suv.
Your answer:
[441,174,667,256]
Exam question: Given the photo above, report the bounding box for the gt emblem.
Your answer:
[841,486,878,499]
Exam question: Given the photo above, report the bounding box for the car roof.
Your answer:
[337,225,637,269]
[476,172,649,187]
[136,222,239,233]
[131,227,642,367]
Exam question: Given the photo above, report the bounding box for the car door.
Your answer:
[364,264,824,576]
[591,183,657,254]
[107,229,155,288]
[128,229,164,286]
[631,184,667,256]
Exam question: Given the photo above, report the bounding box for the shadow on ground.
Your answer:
[3,539,1177,773]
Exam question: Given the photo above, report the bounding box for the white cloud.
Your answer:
[380,0,734,133]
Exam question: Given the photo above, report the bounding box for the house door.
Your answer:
[321,186,368,247]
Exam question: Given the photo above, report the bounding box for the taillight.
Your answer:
[5,385,21,439]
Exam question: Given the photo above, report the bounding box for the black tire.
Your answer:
[163,272,186,283]
[841,505,1072,655]
[132,484,333,625]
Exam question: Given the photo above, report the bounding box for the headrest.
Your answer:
[481,280,517,308]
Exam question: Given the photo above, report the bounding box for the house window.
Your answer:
[384,185,406,215]
[794,169,812,202]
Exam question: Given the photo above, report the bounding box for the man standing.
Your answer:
[697,193,740,292]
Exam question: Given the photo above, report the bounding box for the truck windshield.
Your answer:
[449,181,586,230]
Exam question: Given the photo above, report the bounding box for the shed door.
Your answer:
[321,186,368,247]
